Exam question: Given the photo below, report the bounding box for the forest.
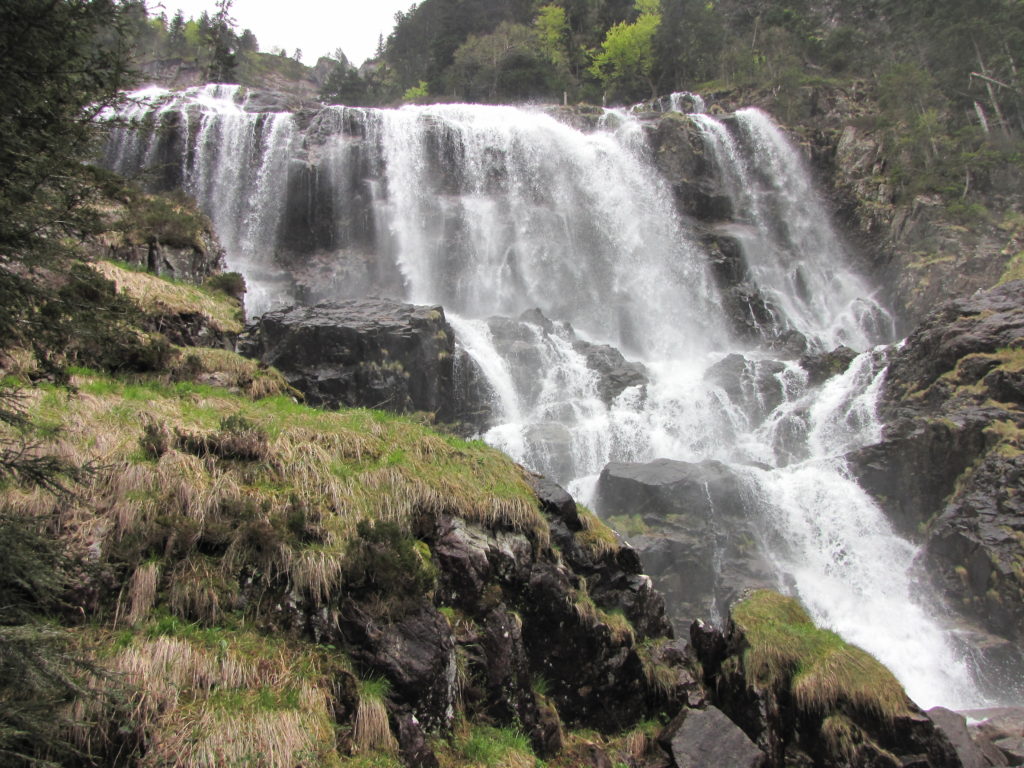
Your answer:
[127,0,1024,207]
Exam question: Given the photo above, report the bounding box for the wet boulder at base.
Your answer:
[595,458,775,632]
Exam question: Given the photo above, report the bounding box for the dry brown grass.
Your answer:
[353,680,398,755]
[127,561,160,625]
[74,629,343,768]
[9,371,548,633]
[167,346,293,400]
[92,261,244,335]
[576,506,620,559]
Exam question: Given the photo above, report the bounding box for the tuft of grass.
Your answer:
[354,677,398,755]
[167,347,294,400]
[606,513,649,538]
[452,724,535,768]
[637,638,676,699]
[125,560,160,625]
[92,260,244,336]
[732,591,913,722]
[576,506,620,559]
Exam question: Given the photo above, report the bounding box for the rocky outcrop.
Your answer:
[828,122,1023,332]
[595,459,774,631]
[658,706,765,768]
[323,476,685,759]
[851,281,1024,644]
[239,298,484,427]
[692,592,963,768]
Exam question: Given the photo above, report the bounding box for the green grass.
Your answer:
[732,591,912,721]
[606,513,649,537]
[453,725,536,768]
[576,506,619,558]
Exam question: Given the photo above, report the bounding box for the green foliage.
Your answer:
[204,271,247,301]
[0,391,97,765]
[589,2,661,102]
[322,65,373,106]
[449,23,554,102]
[403,81,431,102]
[454,724,536,767]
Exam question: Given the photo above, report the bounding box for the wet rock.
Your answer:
[704,353,788,426]
[852,281,1024,643]
[487,309,648,407]
[799,345,858,386]
[239,298,483,426]
[926,707,988,768]
[596,459,774,630]
[883,281,1024,402]
[965,707,1024,765]
[658,706,766,768]
[647,114,733,222]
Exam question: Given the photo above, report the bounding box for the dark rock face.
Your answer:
[595,459,775,631]
[658,706,765,768]
[692,617,962,768]
[239,298,482,427]
[799,345,857,387]
[850,281,1024,644]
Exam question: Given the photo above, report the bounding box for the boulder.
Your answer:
[799,345,858,386]
[658,706,766,768]
[926,707,988,768]
[239,298,482,426]
[704,353,787,426]
[596,459,774,631]
[964,707,1024,766]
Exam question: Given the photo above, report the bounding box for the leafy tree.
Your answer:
[0,0,134,354]
[535,4,576,94]
[589,0,661,101]
[449,22,553,101]
[321,65,373,105]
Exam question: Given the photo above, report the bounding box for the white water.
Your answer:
[104,87,1001,709]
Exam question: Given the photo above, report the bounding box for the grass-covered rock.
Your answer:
[693,590,960,768]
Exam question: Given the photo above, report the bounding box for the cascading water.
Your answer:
[104,86,1012,709]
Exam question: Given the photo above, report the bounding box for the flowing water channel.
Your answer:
[104,85,1013,709]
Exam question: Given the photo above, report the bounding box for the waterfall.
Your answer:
[691,109,894,351]
[103,87,1007,709]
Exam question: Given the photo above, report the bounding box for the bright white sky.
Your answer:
[157,0,415,66]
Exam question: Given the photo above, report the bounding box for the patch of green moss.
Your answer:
[732,590,912,721]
